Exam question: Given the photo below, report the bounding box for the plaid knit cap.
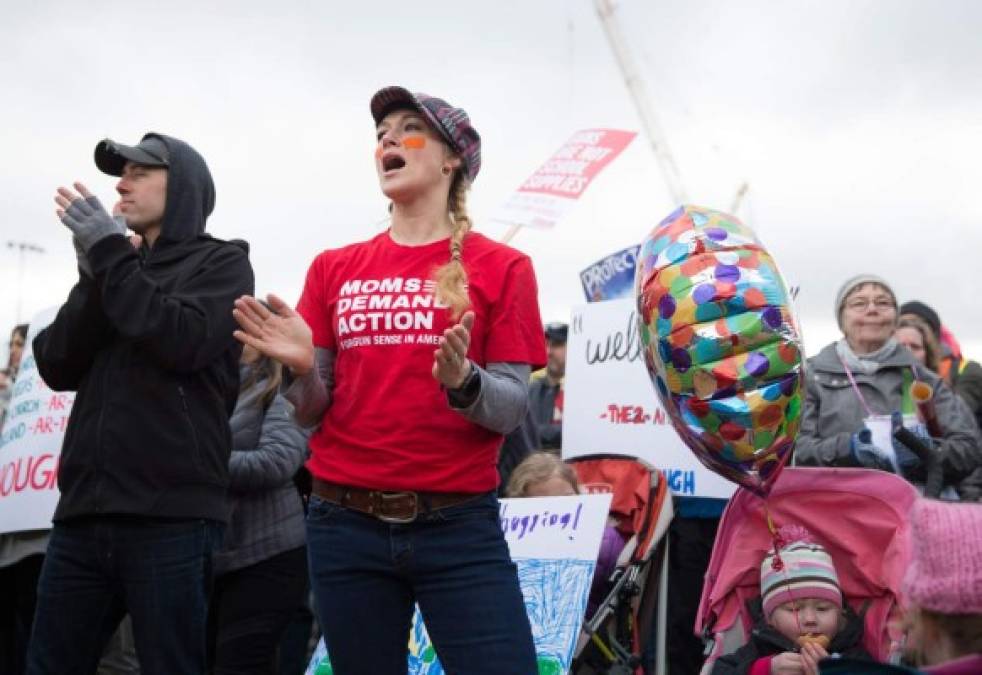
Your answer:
[370,86,482,182]
[760,525,842,617]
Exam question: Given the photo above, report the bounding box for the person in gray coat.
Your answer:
[208,343,310,674]
[795,274,981,496]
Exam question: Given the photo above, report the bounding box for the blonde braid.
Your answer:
[434,173,473,319]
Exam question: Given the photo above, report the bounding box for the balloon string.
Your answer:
[763,501,803,640]
[764,502,778,537]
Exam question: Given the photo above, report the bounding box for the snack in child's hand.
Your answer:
[796,633,830,649]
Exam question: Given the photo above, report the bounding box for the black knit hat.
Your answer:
[899,301,941,339]
[544,322,568,343]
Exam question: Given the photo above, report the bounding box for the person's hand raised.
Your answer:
[233,294,314,376]
[55,182,125,252]
[433,311,475,390]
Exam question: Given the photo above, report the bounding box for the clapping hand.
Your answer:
[55,183,125,253]
[233,294,315,376]
[432,311,475,390]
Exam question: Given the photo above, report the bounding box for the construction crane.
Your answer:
[594,0,751,219]
[593,0,688,206]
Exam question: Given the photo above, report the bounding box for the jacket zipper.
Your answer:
[94,351,113,512]
[178,386,201,461]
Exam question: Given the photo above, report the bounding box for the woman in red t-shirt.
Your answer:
[233,87,545,674]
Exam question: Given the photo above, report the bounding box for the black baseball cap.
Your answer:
[94,136,170,176]
[544,322,568,343]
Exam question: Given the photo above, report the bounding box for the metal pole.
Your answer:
[656,540,669,675]
[729,181,750,214]
[500,224,522,245]
[593,0,688,205]
[16,246,25,323]
[6,241,46,324]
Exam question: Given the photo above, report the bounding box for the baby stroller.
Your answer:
[567,455,674,675]
[697,467,919,673]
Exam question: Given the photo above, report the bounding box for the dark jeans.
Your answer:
[0,553,44,675]
[26,517,223,675]
[666,516,721,675]
[208,546,308,675]
[277,587,318,675]
[306,491,537,675]
[97,616,139,675]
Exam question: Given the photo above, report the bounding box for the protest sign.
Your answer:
[562,299,735,499]
[0,307,69,533]
[579,244,640,302]
[492,129,636,230]
[306,493,612,675]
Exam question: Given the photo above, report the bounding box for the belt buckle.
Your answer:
[376,491,419,524]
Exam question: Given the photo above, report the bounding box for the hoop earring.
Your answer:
[441,166,452,176]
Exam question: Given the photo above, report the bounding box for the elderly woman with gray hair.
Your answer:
[795,275,981,497]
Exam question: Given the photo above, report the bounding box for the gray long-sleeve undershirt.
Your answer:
[284,347,531,435]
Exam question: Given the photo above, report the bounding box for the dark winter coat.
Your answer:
[33,133,254,522]
[945,353,982,500]
[710,598,872,675]
[942,351,982,431]
[528,375,562,449]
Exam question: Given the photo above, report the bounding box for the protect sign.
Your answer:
[562,298,736,499]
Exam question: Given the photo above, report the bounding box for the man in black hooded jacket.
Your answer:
[26,133,254,675]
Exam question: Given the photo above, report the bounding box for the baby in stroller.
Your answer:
[711,525,872,675]
[698,468,921,675]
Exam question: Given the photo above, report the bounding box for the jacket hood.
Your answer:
[142,132,215,243]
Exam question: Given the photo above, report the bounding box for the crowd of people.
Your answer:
[0,84,979,675]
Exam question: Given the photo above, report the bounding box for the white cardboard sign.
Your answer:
[0,307,70,533]
[562,298,735,499]
[306,493,612,675]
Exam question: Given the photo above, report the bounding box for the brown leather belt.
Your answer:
[311,478,481,524]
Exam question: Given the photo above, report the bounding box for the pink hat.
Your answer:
[902,499,982,614]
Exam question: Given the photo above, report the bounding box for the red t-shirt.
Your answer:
[296,230,546,493]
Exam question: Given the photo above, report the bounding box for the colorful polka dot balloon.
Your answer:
[635,205,802,497]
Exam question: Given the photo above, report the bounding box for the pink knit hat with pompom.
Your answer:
[902,499,982,614]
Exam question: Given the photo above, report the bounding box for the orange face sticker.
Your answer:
[402,135,427,150]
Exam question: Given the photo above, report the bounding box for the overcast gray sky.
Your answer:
[2,0,981,363]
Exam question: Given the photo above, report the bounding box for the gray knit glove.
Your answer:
[59,196,126,252]
[72,236,93,278]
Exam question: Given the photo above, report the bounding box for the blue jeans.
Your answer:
[26,517,223,675]
[306,491,537,675]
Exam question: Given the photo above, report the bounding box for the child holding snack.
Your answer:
[711,525,873,675]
